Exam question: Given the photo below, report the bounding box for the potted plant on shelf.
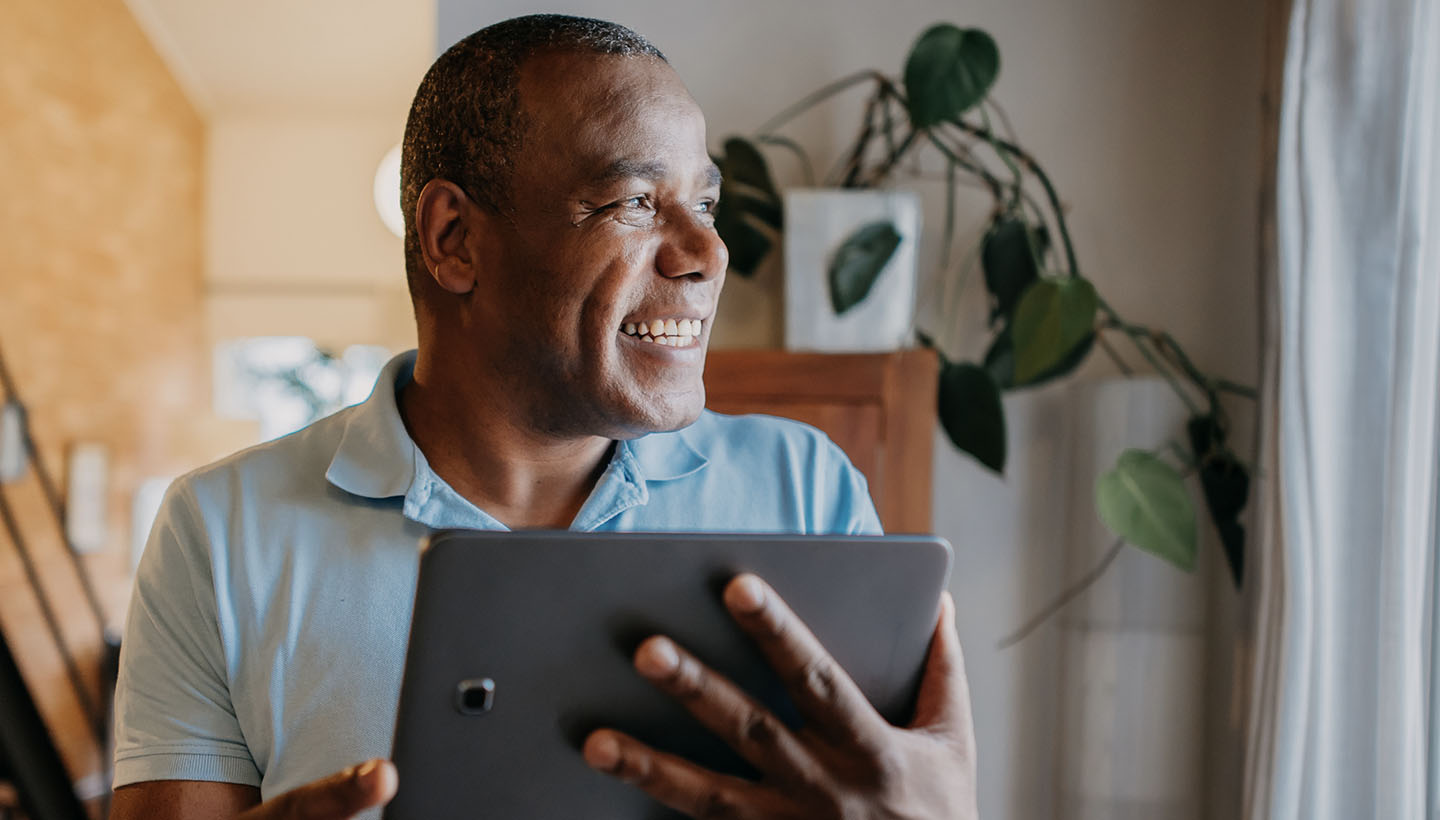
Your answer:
[713,24,1256,613]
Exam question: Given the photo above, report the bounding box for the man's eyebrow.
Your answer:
[592,158,668,185]
[588,159,724,189]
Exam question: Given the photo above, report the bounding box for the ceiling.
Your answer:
[122,0,435,116]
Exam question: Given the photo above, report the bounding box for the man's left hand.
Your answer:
[583,574,978,819]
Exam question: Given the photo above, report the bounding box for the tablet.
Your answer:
[384,530,952,820]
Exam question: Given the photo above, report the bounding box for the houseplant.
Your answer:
[713,24,1257,613]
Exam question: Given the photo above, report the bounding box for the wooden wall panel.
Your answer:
[0,0,208,794]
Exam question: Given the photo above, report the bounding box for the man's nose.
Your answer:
[655,212,728,281]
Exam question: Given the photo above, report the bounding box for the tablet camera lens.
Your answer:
[455,678,495,714]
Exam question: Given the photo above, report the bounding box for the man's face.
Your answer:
[468,52,726,440]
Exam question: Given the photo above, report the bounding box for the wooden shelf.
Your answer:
[704,349,938,534]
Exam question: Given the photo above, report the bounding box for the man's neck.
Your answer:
[398,360,614,531]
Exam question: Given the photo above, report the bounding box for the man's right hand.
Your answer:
[110,759,397,820]
[237,760,397,819]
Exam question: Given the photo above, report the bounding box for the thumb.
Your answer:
[909,592,975,741]
[244,759,398,820]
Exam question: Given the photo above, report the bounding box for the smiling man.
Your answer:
[109,14,977,820]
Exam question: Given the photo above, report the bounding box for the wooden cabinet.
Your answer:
[703,349,938,534]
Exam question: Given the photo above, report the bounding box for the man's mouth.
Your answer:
[620,318,704,348]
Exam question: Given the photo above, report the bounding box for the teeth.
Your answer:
[620,317,706,344]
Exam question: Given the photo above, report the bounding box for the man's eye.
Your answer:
[695,200,716,214]
[620,195,649,209]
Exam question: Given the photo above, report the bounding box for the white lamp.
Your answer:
[373,143,404,238]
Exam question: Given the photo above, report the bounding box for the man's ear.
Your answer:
[415,179,488,295]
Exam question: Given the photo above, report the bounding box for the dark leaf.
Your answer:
[1187,416,1250,588]
[937,360,1007,473]
[903,25,1000,129]
[829,221,902,314]
[714,207,771,278]
[983,325,1094,390]
[1095,449,1198,571]
[982,217,1049,324]
[712,138,783,277]
[1011,277,1098,384]
[720,136,779,199]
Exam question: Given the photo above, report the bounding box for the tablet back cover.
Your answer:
[385,531,951,820]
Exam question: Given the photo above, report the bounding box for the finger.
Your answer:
[910,593,975,745]
[583,729,785,820]
[245,759,397,820]
[723,574,889,751]
[633,635,819,783]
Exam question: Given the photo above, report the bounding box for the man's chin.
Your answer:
[609,391,706,439]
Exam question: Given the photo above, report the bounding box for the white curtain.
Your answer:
[1245,0,1440,817]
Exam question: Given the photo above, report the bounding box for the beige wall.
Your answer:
[204,113,417,352]
[204,108,420,351]
[0,0,210,791]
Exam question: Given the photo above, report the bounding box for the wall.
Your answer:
[204,112,419,353]
[0,0,209,793]
[435,3,1263,819]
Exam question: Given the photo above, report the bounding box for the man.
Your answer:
[110,14,978,820]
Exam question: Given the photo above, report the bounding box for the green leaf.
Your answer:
[982,217,1049,324]
[1010,277,1098,384]
[983,324,1094,390]
[1187,416,1250,588]
[937,361,1007,473]
[903,25,1000,129]
[829,221,902,314]
[1095,449,1198,571]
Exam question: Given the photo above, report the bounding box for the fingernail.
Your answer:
[726,574,765,613]
[584,732,621,772]
[636,637,679,678]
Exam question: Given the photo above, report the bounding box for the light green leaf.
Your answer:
[937,361,1006,473]
[903,25,1000,129]
[1095,449,1197,571]
[1010,277,1098,384]
[829,221,902,314]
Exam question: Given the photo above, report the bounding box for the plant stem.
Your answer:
[1095,332,1135,376]
[923,131,1004,200]
[754,69,886,135]
[996,536,1126,649]
[1100,324,1203,416]
[949,118,1080,279]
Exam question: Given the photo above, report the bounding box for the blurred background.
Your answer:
[0,1,1264,818]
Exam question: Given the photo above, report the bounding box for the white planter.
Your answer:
[782,188,920,352]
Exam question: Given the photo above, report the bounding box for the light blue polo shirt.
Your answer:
[112,351,880,810]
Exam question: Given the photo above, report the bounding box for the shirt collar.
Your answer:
[324,350,710,527]
[324,350,420,501]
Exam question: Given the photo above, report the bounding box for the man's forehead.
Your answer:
[514,51,713,184]
[516,49,683,113]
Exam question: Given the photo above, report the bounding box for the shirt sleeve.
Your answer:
[821,437,885,536]
[112,480,261,788]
